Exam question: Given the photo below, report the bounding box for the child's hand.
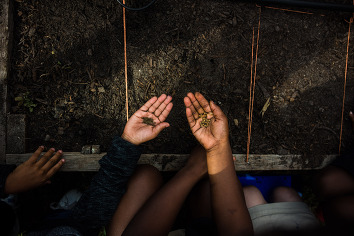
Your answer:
[122,94,173,145]
[5,146,65,194]
[184,92,229,153]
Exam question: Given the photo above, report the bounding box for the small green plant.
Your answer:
[98,227,106,236]
[15,92,37,112]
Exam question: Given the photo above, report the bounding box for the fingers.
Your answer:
[139,94,173,123]
[184,96,199,120]
[210,100,225,120]
[186,107,197,128]
[46,159,65,178]
[195,92,212,113]
[42,150,63,172]
[140,96,158,111]
[154,95,172,116]
[153,122,170,135]
[29,148,65,179]
[187,92,206,115]
[158,102,173,122]
[28,146,44,164]
[140,111,162,125]
[185,92,212,121]
[36,148,55,167]
[148,94,167,113]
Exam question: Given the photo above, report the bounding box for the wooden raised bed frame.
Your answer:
[1,0,337,171]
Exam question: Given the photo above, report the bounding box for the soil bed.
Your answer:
[9,0,354,160]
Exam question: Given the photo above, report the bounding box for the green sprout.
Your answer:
[98,227,106,236]
[15,92,37,112]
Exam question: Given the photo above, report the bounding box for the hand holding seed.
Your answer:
[184,92,229,152]
[122,94,173,145]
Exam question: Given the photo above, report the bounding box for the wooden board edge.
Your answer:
[0,0,13,163]
[6,153,337,172]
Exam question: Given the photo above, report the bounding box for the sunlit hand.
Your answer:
[122,94,173,145]
[184,92,229,152]
[4,146,65,194]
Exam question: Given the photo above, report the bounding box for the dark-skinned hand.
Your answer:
[184,92,229,152]
[122,94,173,145]
[5,146,65,194]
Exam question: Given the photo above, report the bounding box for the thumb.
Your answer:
[210,101,225,119]
[153,122,170,135]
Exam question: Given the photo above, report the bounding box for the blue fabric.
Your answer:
[238,175,292,202]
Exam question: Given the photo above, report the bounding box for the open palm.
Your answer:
[184,92,229,151]
[122,94,173,145]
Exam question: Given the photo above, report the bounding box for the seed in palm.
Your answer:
[143,117,156,126]
[199,112,211,128]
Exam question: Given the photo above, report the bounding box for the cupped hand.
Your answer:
[184,92,229,152]
[121,94,173,145]
[4,146,65,194]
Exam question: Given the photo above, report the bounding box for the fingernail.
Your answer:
[39,146,44,150]
[61,159,65,163]
[58,150,63,154]
[350,111,353,115]
[50,148,55,151]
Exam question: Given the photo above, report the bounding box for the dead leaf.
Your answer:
[260,98,271,118]
[234,119,239,127]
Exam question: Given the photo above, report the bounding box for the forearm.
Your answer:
[71,136,142,230]
[123,167,203,236]
[207,143,253,236]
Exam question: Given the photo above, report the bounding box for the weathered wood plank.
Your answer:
[0,0,13,163]
[6,114,26,154]
[6,153,337,171]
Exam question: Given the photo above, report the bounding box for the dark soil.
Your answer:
[9,0,354,160]
[8,1,354,232]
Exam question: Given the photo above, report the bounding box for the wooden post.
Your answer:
[0,0,13,163]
